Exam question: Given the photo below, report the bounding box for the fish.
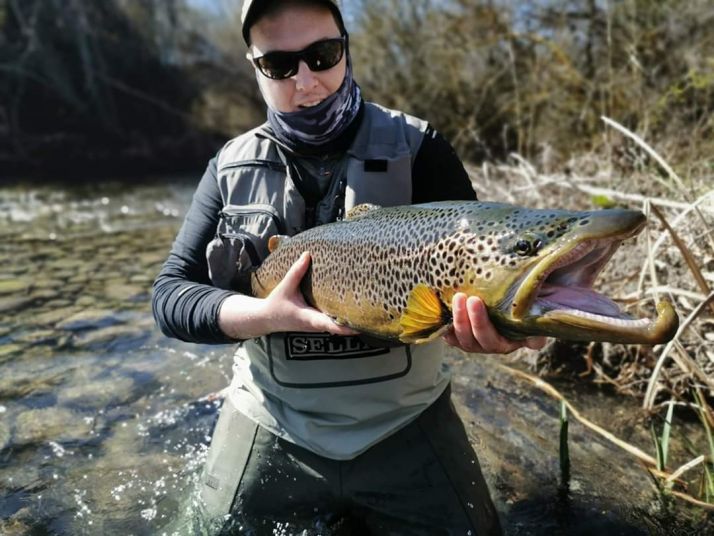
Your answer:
[250,201,679,345]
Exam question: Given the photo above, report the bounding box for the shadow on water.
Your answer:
[0,180,712,534]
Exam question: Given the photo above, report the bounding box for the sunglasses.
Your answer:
[252,36,346,80]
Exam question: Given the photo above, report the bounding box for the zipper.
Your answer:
[221,160,286,172]
[219,203,285,235]
[217,229,261,266]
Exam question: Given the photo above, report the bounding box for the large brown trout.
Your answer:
[251,201,678,345]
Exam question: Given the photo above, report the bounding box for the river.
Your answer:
[0,178,709,534]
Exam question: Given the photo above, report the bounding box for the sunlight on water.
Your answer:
[0,179,234,534]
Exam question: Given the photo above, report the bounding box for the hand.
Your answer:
[218,252,357,339]
[261,252,357,335]
[443,293,547,354]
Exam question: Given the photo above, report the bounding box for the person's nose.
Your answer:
[293,60,318,91]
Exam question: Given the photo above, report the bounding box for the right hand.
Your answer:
[443,293,547,354]
[218,252,357,339]
[260,252,357,335]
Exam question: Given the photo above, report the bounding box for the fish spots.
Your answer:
[254,201,605,338]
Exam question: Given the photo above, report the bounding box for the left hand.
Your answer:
[443,293,547,354]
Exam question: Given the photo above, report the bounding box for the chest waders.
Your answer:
[198,103,500,535]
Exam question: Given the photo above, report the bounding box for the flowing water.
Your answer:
[0,179,710,535]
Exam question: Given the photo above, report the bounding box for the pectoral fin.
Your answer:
[399,284,449,343]
[267,235,290,253]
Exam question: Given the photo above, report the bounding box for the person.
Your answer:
[152,1,545,533]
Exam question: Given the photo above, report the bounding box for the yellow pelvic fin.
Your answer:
[345,203,381,220]
[399,284,447,341]
[412,324,452,344]
[267,235,289,253]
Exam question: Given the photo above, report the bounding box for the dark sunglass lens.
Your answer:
[256,52,298,80]
[304,40,344,72]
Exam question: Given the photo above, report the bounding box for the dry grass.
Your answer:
[467,117,714,506]
[467,123,713,403]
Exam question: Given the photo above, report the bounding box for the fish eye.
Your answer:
[515,240,531,255]
[512,235,542,256]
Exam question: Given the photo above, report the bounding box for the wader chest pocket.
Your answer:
[206,204,284,293]
[345,153,412,209]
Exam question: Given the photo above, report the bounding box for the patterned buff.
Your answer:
[265,46,362,152]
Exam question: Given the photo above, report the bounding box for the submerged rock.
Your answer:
[13,407,94,446]
[48,258,85,272]
[13,329,61,346]
[31,279,64,290]
[58,376,136,408]
[0,459,43,493]
[74,296,97,307]
[0,517,31,536]
[0,296,34,314]
[0,419,10,451]
[104,283,146,302]
[30,289,60,301]
[56,309,122,332]
[0,343,24,361]
[0,279,31,295]
[41,299,74,309]
[129,274,152,284]
[67,450,182,532]
[72,325,149,352]
[0,370,64,400]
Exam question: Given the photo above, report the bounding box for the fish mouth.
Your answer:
[508,212,678,344]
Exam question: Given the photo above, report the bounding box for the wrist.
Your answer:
[218,294,271,340]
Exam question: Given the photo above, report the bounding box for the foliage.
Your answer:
[350,0,714,169]
[0,0,259,175]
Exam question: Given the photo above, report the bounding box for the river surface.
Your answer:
[0,178,710,535]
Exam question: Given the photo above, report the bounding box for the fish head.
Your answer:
[452,204,678,344]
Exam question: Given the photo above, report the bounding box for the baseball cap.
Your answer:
[241,0,345,45]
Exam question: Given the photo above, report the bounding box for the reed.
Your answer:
[651,401,674,474]
[559,400,570,488]
[503,365,714,509]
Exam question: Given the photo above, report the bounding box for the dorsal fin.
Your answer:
[346,203,381,220]
[268,235,290,253]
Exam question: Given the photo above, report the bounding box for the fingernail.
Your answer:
[527,337,546,349]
